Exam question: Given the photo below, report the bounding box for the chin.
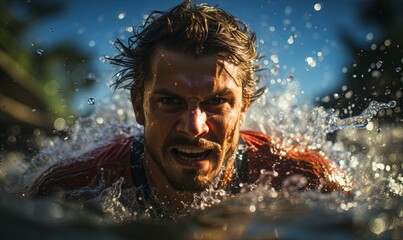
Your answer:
[169,170,214,192]
[170,180,209,192]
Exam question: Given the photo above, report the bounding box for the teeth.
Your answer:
[179,155,205,161]
[176,148,205,154]
[172,148,210,162]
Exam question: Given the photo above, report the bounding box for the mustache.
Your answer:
[165,136,221,150]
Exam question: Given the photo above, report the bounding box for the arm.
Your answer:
[27,136,134,198]
[240,130,352,194]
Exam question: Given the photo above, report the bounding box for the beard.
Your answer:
[170,168,210,192]
[144,133,237,192]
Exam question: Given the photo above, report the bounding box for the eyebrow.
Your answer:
[152,88,236,99]
[152,88,183,98]
[205,89,236,99]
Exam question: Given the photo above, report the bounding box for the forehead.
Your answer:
[148,47,241,89]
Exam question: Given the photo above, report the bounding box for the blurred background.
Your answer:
[1,0,402,158]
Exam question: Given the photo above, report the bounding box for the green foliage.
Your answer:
[0,0,96,154]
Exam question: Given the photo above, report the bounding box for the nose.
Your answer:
[177,107,209,137]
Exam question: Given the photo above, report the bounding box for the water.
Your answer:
[87,97,96,105]
[0,82,401,239]
[36,48,44,56]
[325,100,397,134]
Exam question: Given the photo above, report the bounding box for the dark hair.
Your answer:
[109,0,265,104]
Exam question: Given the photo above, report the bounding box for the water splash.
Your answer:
[92,177,129,222]
[0,80,401,238]
[325,100,397,133]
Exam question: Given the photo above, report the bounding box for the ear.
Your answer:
[240,98,250,125]
[131,89,145,125]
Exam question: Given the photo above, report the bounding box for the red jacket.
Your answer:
[28,131,351,197]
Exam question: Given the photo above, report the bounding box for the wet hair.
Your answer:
[109,0,265,104]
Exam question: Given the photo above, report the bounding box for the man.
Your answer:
[28,1,351,214]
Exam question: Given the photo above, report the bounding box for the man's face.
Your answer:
[133,47,248,192]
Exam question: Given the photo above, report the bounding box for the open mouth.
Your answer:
[172,148,212,162]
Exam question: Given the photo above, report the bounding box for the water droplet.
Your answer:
[286,74,294,81]
[50,28,54,32]
[333,93,340,99]
[118,12,126,20]
[365,32,374,41]
[284,6,292,15]
[376,61,383,69]
[99,56,108,63]
[287,35,294,44]
[88,98,95,105]
[371,70,381,78]
[249,205,256,213]
[314,3,322,11]
[306,57,317,67]
[54,118,66,131]
[270,54,279,64]
[36,49,44,56]
[387,100,396,108]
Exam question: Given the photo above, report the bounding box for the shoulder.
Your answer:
[239,130,351,194]
[240,130,271,150]
[28,135,136,198]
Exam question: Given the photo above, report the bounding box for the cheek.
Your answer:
[144,108,179,144]
[143,100,163,137]
[142,96,152,120]
[209,110,241,140]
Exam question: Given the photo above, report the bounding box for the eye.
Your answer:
[157,97,184,113]
[204,97,227,105]
[161,97,181,104]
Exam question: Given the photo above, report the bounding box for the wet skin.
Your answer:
[132,47,248,207]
